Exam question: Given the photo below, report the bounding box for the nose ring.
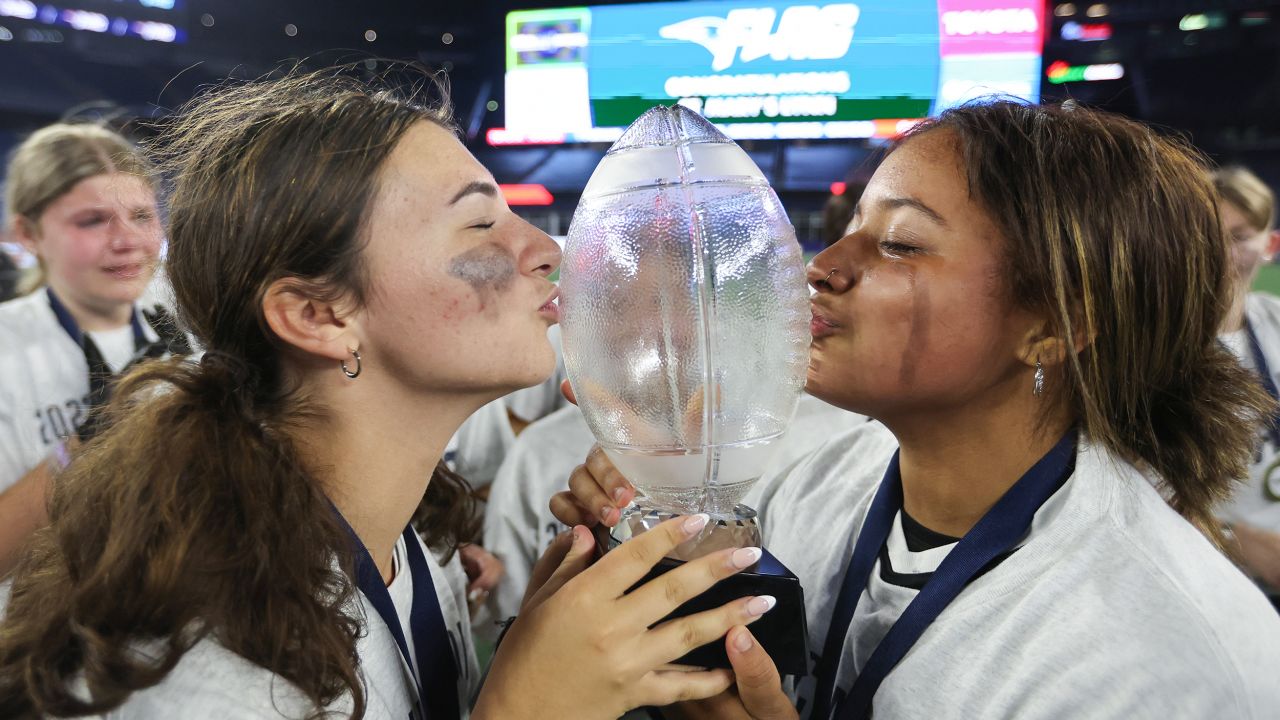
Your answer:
[822,268,838,284]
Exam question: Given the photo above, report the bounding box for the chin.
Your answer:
[805,369,876,417]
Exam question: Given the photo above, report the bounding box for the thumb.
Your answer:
[726,626,797,720]
[523,525,596,611]
[560,379,578,406]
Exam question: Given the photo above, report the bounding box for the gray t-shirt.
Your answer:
[755,422,1280,719]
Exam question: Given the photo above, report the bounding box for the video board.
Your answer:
[493,0,1043,145]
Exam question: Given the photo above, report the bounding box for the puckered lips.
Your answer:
[810,301,841,339]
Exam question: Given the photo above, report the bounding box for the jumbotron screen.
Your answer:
[491,0,1044,145]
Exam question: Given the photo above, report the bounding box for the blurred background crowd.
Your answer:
[1,0,1277,286]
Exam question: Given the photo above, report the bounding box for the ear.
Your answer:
[261,278,362,364]
[1267,230,1280,260]
[10,216,40,256]
[1017,315,1090,370]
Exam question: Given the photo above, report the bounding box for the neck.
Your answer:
[297,367,483,584]
[48,282,132,332]
[887,391,1073,538]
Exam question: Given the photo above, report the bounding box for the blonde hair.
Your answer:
[1213,165,1275,233]
[3,123,154,293]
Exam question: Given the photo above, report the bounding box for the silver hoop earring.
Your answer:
[341,349,362,379]
[1033,358,1044,397]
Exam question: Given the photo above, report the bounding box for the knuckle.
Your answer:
[624,541,651,568]
[705,553,730,582]
[678,619,705,649]
[662,576,686,607]
[672,683,701,704]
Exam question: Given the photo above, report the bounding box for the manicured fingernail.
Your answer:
[612,486,627,503]
[730,547,762,570]
[683,513,710,534]
[746,595,776,617]
[732,629,753,653]
[600,505,614,523]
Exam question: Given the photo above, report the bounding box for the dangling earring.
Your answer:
[1033,357,1044,397]
[341,348,362,379]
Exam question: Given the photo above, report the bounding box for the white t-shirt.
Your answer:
[0,289,163,492]
[1219,291,1280,531]
[95,531,480,719]
[753,422,1280,719]
[482,394,871,624]
[86,324,138,374]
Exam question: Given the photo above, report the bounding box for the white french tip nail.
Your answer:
[683,513,710,534]
[747,595,777,617]
[730,547,763,569]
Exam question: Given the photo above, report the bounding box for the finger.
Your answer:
[634,667,735,708]
[468,562,501,593]
[549,489,599,528]
[476,554,504,590]
[466,549,504,590]
[528,525,596,604]
[520,529,575,609]
[642,595,776,669]
[623,546,763,620]
[584,513,711,597]
[560,379,578,405]
[726,626,797,720]
[584,445,636,509]
[567,462,619,526]
[467,587,490,607]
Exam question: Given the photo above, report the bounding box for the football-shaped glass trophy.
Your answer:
[559,105,810,674]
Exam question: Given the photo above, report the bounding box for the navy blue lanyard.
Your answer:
[332,510,461,720]
[809,431,1077,720]
[46,287,148,350]
[1244,320,1280,448]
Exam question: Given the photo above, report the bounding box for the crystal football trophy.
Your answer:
[559,105,810,675]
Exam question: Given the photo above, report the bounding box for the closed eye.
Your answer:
[879,240,921,256]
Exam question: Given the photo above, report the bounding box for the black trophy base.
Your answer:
[609,536,809,677]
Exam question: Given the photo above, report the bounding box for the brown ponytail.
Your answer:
[905,101,1275,543]
[0,66,477,718]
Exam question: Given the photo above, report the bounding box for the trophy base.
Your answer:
[609,504,763,561]
[594,509,810,677]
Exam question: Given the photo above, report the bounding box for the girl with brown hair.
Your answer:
[556,101,1280,719]
[0,123,181,577]
[0,69,776,718]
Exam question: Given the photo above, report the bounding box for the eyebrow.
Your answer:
[449,180,499,206]
[877,196,949,228]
